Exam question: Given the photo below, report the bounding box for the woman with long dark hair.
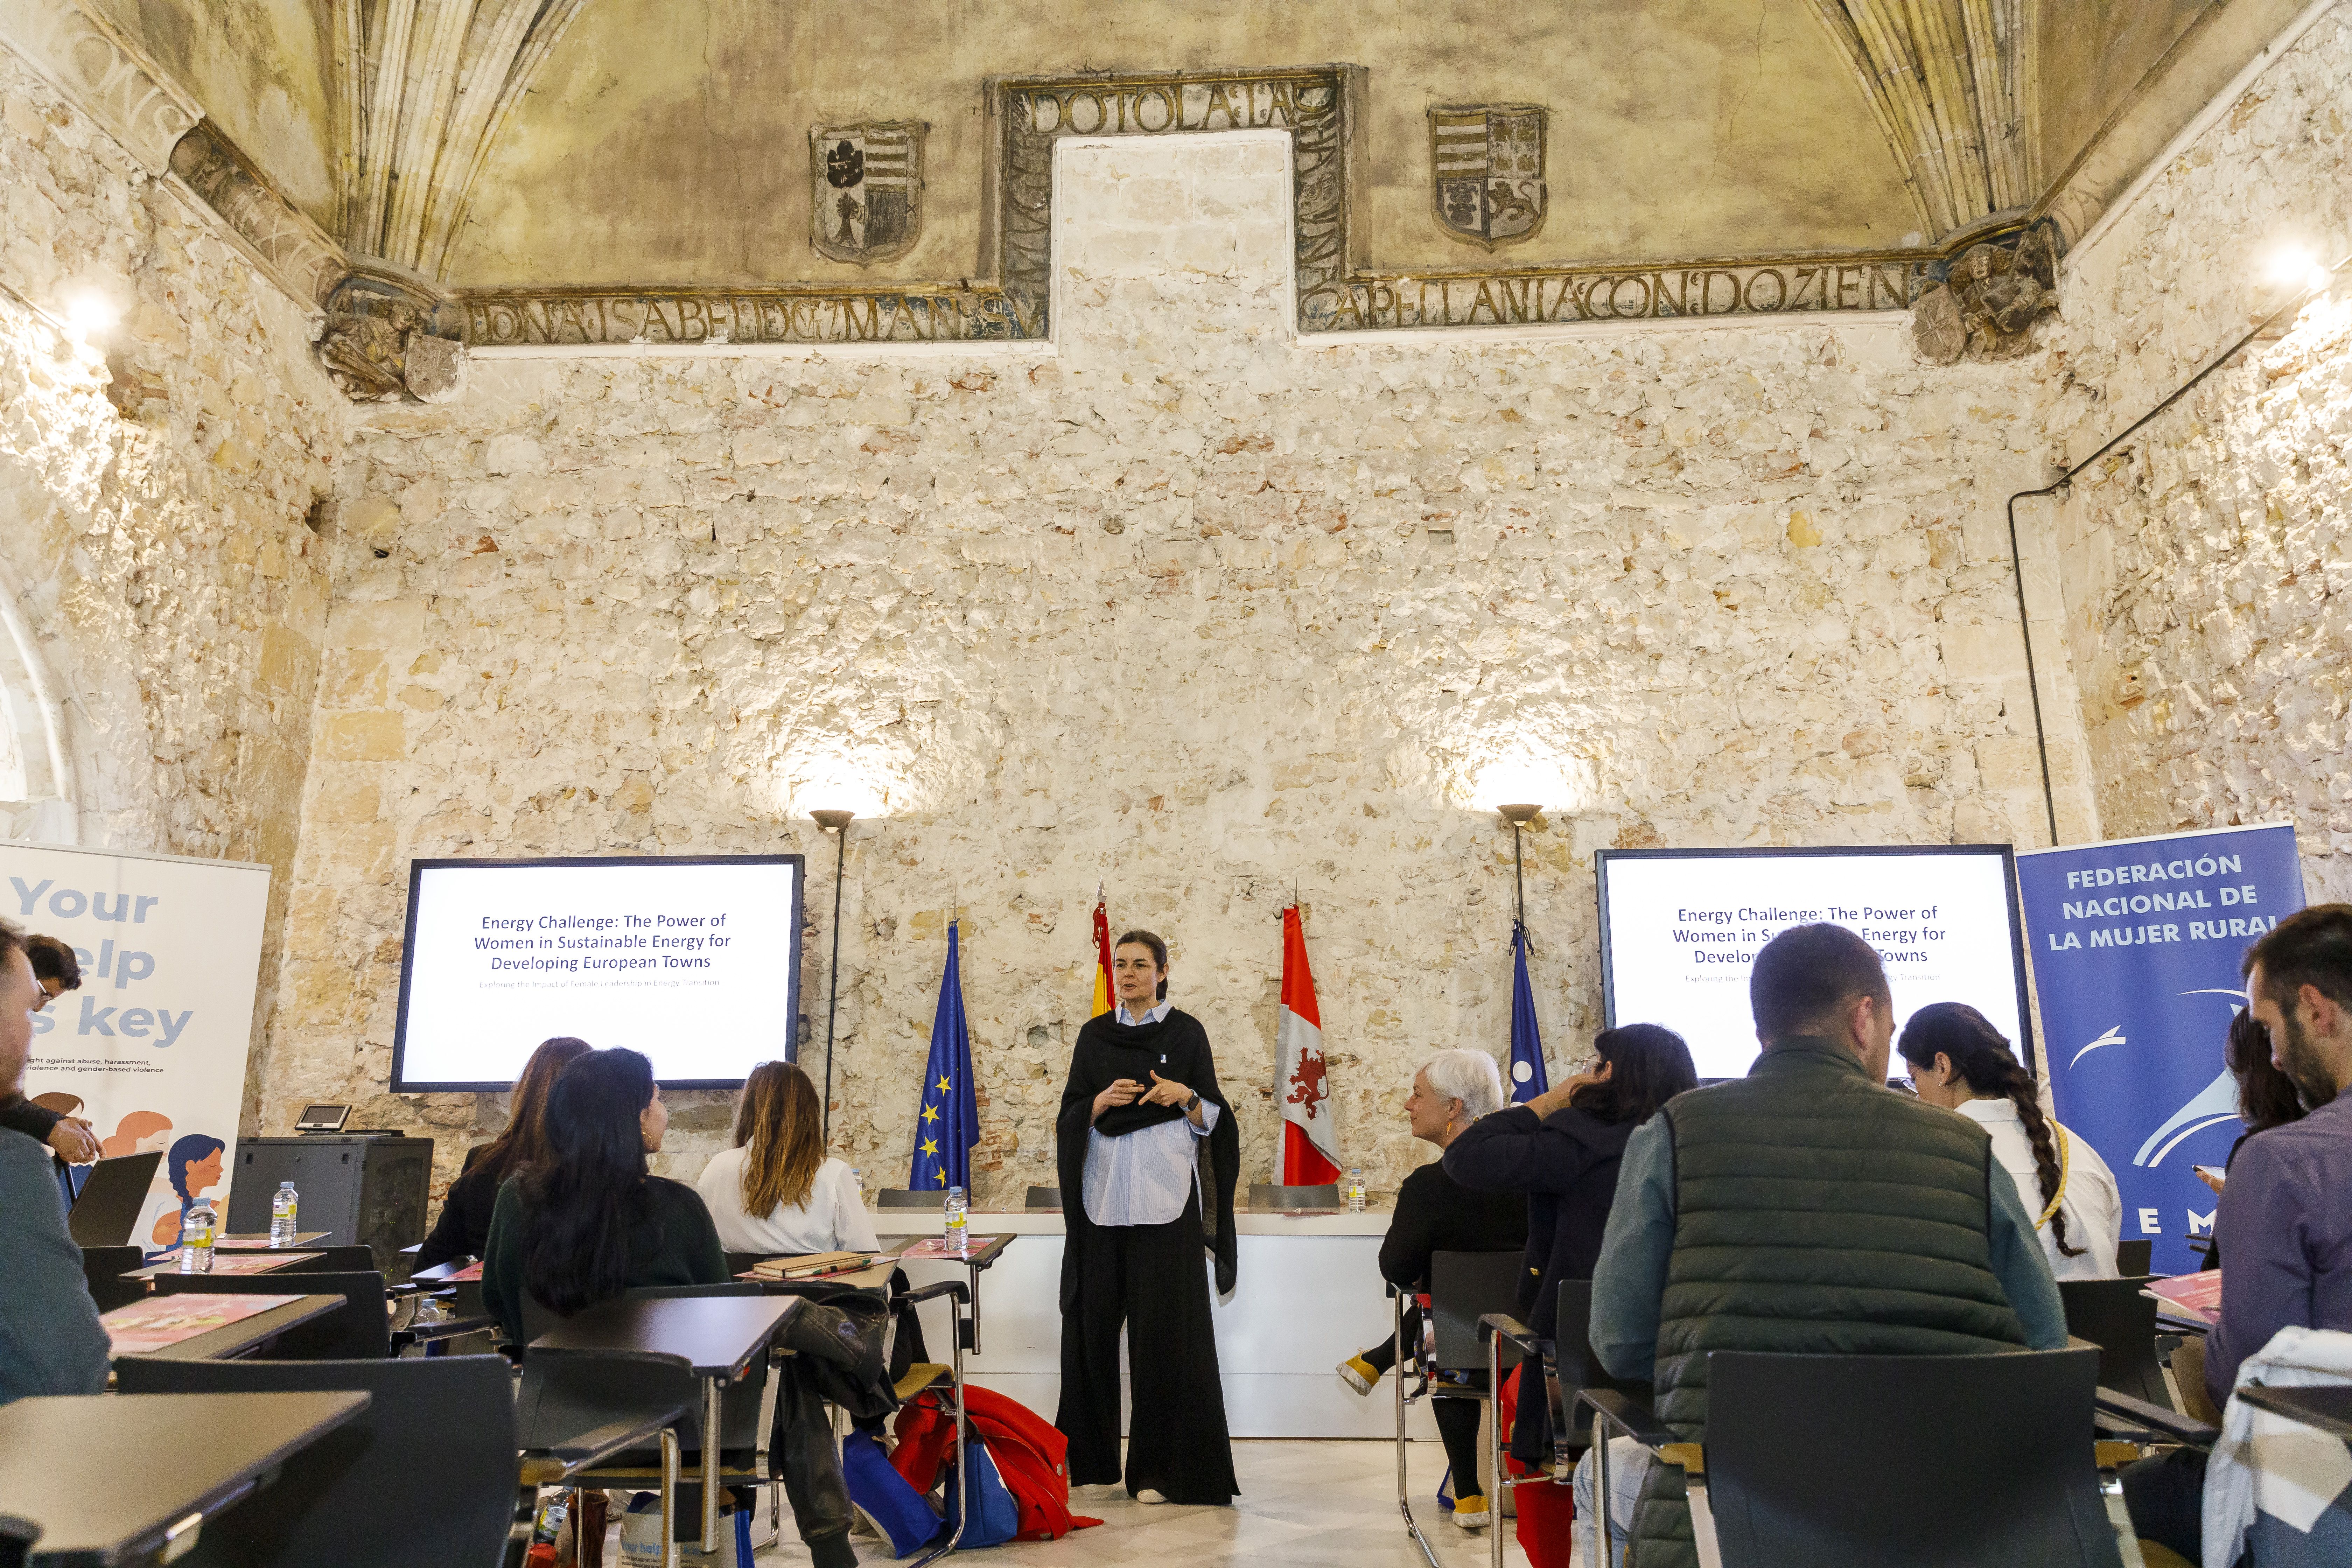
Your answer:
[1444,1023,1699,1458]
[696,1060,877,1255]
[1900,1001,2121,1280]
[2194,1006,2307,1268]
[415,1036,591,1269]
[481,1047,727,1339]
[1054,928,1240,1507]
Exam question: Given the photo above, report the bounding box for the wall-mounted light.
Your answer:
[2263,244,2332,295]
[812,807,855,1145]
[64,291,119,337]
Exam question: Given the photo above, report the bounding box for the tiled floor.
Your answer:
[748,1439,1537,1568]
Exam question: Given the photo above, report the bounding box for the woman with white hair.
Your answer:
[1336,1047,1526,1529]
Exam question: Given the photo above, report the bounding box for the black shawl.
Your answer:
[1056,1008,1240,1296]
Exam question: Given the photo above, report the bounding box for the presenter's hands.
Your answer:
[1140,1072,1193,1108]
[47,1116,99,1164]
[1092,1079,1144,1121]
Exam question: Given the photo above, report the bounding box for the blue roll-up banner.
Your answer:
[2015,823,2305,1274]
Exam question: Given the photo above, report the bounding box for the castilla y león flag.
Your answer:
[1091,884,1114,1019]
[1278,904,1343,1185]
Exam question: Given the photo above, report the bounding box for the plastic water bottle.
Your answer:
[270,1180,299,1245]
[944,1186,969,1255]
[1346,1169,1367,1212]
[180,1199,217,1273]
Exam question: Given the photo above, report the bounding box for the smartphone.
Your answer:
[2193,1165,2226,1181]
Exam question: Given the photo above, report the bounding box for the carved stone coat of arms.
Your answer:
[810,121,924,265]
[1429,104,1547,248]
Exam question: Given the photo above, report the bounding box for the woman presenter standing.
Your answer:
[1055,929,1240,1506]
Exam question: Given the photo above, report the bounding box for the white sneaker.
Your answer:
[1136,1488,1167,1505]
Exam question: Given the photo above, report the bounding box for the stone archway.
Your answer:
[0,567,83,845]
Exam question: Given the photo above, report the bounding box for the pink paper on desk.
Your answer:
[103,1293,303,1355]
[444,1261,484,1281]
[153,1251,312,1275]
[2144,1270,2224,1325]
[894,1236,993,1260]
[216,1237,306,1250]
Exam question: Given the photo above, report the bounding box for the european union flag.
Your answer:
[910,920,979,1190]
[1508,922,1549,1104]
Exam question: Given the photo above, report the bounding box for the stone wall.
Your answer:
[2036,8,2352,895]
[275,131,2073,1202]
[0,44,347,1126]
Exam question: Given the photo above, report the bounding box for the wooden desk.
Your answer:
[2238,1384,2352,1442]
[106,1294,346,1363]
[529,1295,802,1554]
[0,1390,368,1566]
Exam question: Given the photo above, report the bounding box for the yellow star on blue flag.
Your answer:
[909,920,979,1193]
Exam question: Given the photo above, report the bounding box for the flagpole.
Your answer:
[812,808,856,1146]
[1498,803,1539,929]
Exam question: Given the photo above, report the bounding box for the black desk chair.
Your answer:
[2116,1239,2153,1277]
[1023,1185,1062,1211]
[1247,1182,1340,1210]
[1577,1348,2126,1568]
[515,1284,772,1561]
[1391,1251,1522,1566]
[113,1355,516,1568]
[154,1271,388,1359]
[0,1512,29,1568]
[80,1245,145,1312]
[877,1189,945,1210]
[2061,1278,2172,1409]
[279,1245,381,1274]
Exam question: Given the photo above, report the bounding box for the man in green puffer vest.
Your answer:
[1589,922,2068,1568]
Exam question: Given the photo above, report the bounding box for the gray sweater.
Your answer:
[0,1127,110,1406]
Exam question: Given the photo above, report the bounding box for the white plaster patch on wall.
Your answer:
[284,132,2068,1204]
[2035,9,2352,892]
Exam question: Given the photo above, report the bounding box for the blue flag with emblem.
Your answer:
[1508,922,1548,1104]
[910,920,979,1191]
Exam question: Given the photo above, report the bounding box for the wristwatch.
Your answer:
[1184,1091,1202,1113]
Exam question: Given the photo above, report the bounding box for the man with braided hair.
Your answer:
[1901,1001,2123,1280]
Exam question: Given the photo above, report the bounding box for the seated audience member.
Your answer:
[697,1059,878,1256]
[1334,1049,1524,1527]
[1901,1002,2122,1280]
[2197,1005,2307,1268]
[1444,1022,1697,1464]
[1588,924,2065,1568]
[481,1046,727,1342]
[2126,906,2352,1562]
[0,934,98,1166]
[0,917,109,1406]
[414,1035,592,1270]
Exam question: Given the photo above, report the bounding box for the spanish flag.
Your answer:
[1091,884,1114,1017]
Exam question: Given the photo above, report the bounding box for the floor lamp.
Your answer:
[811,808,855,1145]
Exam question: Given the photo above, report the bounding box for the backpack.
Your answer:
[891,1386,1101,1543]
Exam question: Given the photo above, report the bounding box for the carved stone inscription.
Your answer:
[453,66,1939,349]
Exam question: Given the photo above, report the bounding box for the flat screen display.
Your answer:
[391,855,803,1091]
[1596,846,2032,1080]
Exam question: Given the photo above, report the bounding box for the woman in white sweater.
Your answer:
[697,1060,878,1256]
[1900,1001,2121,1281]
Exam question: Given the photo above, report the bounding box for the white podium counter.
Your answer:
[876,1210,1445,1440]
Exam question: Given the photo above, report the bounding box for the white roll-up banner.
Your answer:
[4,841,271,1254]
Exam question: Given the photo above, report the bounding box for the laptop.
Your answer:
[67,1150,163,1248]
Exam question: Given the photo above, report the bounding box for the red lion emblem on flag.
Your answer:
[1285,1050,1329,1112]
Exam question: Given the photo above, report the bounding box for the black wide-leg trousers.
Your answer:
[1056,1195,1238,1505]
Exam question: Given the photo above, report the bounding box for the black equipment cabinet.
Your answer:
[227,1135,434,1276]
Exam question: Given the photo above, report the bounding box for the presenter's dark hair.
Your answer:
[1570,1024,1699,1126]
[1898,1002,2083,1258]
[2225,1006,2306,1132]
[735,1060,824,1214]
[473,1036,593,1187]
[2243,903,2352,1014]
[1750,922,1888,1041]
[520,1047,657,1317]
[1115,929,1170,1000]
[0,917,23,969]
[25,934,79,991]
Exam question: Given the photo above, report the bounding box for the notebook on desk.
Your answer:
[66,1151,163,1248]
[744,1251,871,1280]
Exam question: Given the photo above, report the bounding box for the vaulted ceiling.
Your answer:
[82,0,2287,293]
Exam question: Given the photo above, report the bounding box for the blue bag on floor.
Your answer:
[843,1430,943,1559]
[939,1436,1021,1549]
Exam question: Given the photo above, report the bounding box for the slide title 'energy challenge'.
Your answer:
[472,911,734,974]
[1672,903,1947,967]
